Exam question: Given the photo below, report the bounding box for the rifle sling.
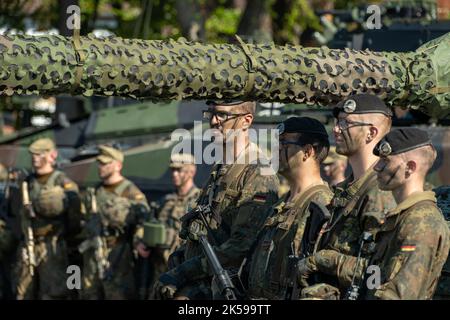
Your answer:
[319,173,378,250]
[270,184,331,290]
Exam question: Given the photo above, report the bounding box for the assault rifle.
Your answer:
[180,205,237,300]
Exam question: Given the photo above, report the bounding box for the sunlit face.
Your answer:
[97,160,120,180]
[207,105,249,140]
[333,113,370,156]
[31,150,56,174]
[374,154,406,190]
[171,165,193,188]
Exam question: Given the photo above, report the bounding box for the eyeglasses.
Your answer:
[334,118,373,131]
[202,109,249,122]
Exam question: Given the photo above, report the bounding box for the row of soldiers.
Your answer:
[0,139,200,299]
[153,94,450,300]
[0,93,449,300]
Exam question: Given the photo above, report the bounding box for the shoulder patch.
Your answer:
[134,193,145,201]
[400,245,416,252]
[253,194,267,203]
[63,182,74,190]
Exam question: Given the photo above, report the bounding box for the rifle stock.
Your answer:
[78,188,109,280]
[186,205,237,300]
[21,181,36,276]
[199,235,237,300]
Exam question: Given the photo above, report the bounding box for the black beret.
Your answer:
[277,117,328,138]
[373,128,432,157]
[333,94,393,118]
[206,100,246,106]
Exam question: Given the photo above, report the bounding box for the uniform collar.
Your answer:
[339,163,376,198]
[285,182,328,208]
[386,191,436,218]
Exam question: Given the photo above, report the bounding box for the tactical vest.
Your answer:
[159,186,200,229]
[200,163,251,231]
[248,184,332,299]
[96,179,133,234]
[28,170,66,237]
[318,171,379,254]
[183,162,251,261]
[157,186,200,251]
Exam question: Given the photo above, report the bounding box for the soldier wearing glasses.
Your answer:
[152,100,279,300]
[312,129,449,300]
[296,94,397,299]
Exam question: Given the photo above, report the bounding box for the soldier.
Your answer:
[322,146,348,187]
[244,117,333,299]
[80,145,149,300]
[153,100,280,300]
[13,138,82,300]
[296,94,397,299]
[136,153,200,299]
[321,129,450,299]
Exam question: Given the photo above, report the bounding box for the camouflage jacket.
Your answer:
[366,191,450,299]
[313,166,396,290]
[93,178,150,243]
[156,185,200,253]
[179,143,280,281]
[247,183,333,299]
[25,170,81,238]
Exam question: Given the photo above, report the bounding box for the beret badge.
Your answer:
[379,141,392,156]
[343,99,357,113]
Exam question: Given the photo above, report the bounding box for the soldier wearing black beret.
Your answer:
[243,117,334,299]
[296,94,397,299]
[340,128,449,299]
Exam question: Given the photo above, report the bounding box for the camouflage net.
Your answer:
[0,32,449,116]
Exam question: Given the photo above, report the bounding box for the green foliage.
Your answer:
[205,6,242,42]
[272,0,322,44]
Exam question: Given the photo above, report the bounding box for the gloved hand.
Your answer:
[152,256,205,300]
[297,255,318,288]
[187,219,208,242]
[314,249,341,275]
[152,272,179,300]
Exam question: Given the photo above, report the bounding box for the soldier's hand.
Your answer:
[151,273,179,300]
[297,255,318,288]
[187,219,208,242]
[136,242,151,258]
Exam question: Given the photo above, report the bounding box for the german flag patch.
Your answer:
[63,182,74,190]
[401,245,416,252]
[134,194,144,201]
[253,194,267,203]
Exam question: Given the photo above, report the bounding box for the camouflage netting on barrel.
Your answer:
[0,32,449,116]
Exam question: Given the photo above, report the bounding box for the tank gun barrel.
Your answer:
[0,32,448,116]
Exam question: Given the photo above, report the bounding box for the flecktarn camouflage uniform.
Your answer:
[160,143,279,299]
[81,179,149,300]
[246,183,333,299]
[14,170,81,300]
